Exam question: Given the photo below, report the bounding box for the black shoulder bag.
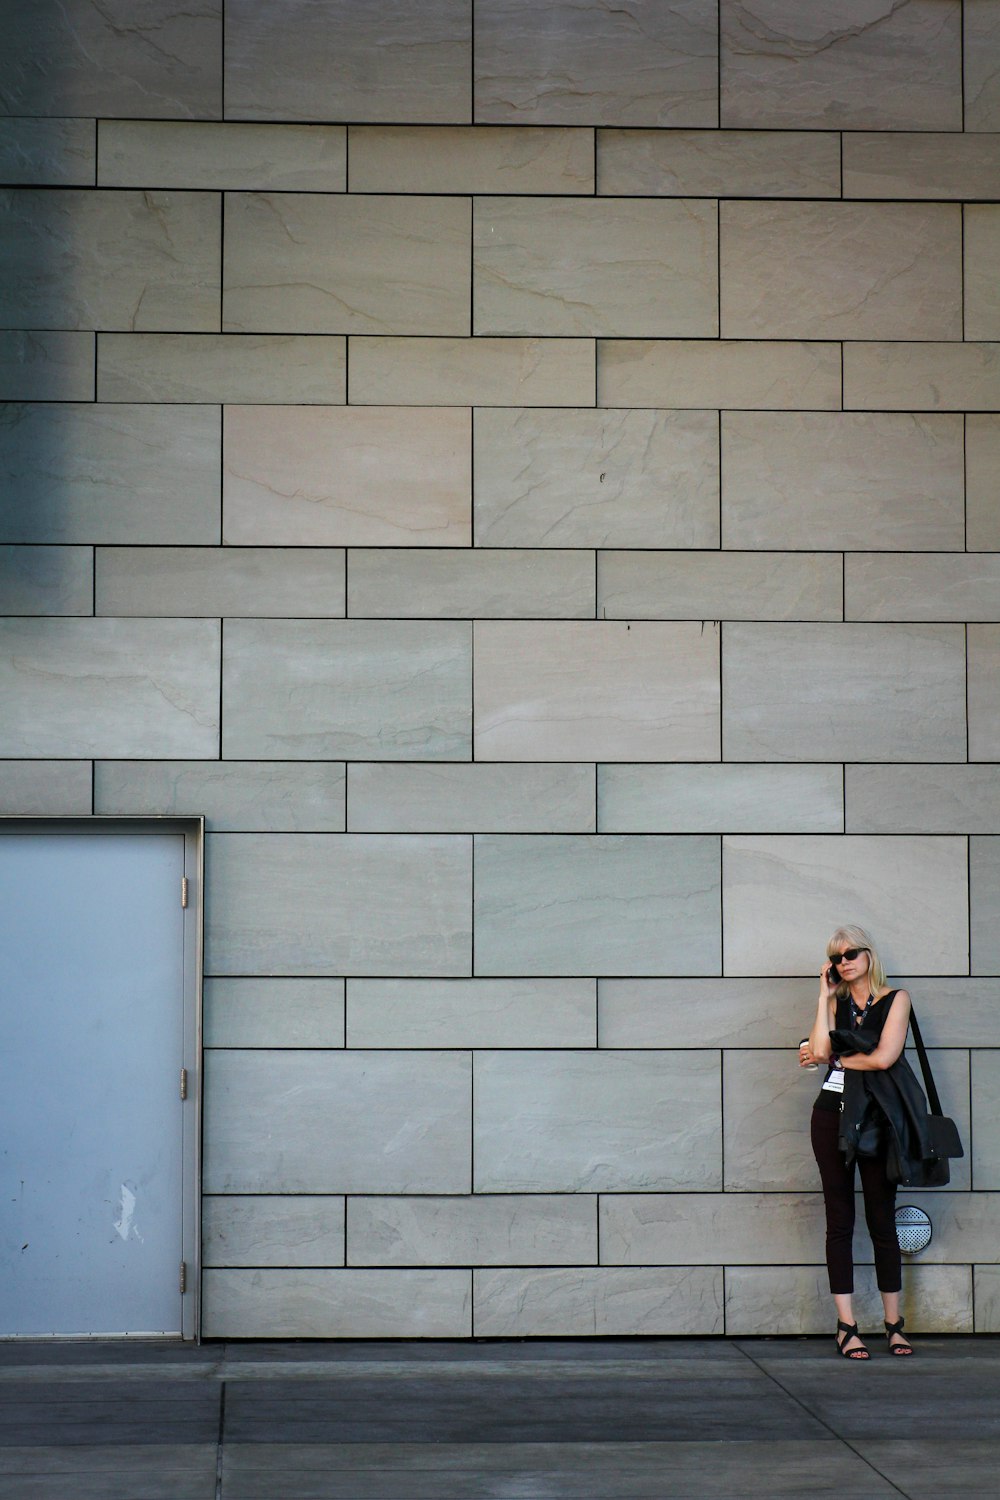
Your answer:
[907,1006,964,1177]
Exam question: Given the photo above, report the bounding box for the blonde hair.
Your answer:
[827,924,888,1001]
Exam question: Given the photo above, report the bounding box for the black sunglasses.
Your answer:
[830,947,867,964]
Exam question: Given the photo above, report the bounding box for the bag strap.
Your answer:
[907,1004,944,1117]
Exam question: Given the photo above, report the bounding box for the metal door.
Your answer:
[0,823,198,1336]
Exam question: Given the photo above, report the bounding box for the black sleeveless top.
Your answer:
[813,989,899,1113]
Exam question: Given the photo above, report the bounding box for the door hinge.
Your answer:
[180,876,189,908]
[180,1068,188,1100]
[180,1261,187,1294]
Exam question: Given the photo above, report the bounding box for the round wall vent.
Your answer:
[895,1204,932,1254]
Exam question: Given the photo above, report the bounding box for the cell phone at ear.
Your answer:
[827,962,840,984]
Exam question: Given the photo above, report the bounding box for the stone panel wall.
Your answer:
[1,0,998,1337]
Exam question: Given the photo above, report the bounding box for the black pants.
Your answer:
[810,1105,901,1294]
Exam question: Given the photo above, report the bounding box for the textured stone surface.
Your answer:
[205,833,471,975]
[970,838,1000,978]
[720,0,962,130]
[224,406,470,546]
[348,337,593,406]
[601,1193,825,1266]
[224,194,469,335]
[225,0,470,123]
[347,763,595,833]
[350,125,594,193]
[723,624,967,762]
[475,408,719,548]
[202,1195,345,1267]
[348,547,593,618]
[722,835,970,977]
[0,618,219,758]
[475,621,719,761]
[95,760,345,832]
[0,404,220,544]
[968,626,1000,760]
[598,551,840,621]
[0,0,222,118]
[0,546,92,615]
[474,0,717,126]
[720,202,962,340]
[598,339,840,410]
[474,1267,723,1336]
[346,978,596,1048]
[976,1268,1000,1330]
[95,546,345,617]
[597,977,817,1049]
[965,206,1000,340]
[0,118,95,185]
[474,197,718,337]
[0,331,94,401]
[98,334,345,404]
[843,132,1000,199]
[98,121,345,189]
[0,761,92,816]
[968,416,1000,548]
[847,766,1000,835]
[222,620,470,760]
[847,553,1000,622]
[203,1268,470,1338]
[598,765,842,834]
[844,342,1000,412]
[203,1049,471,1192]
[598,128,839,197]
[474,834,720,976]
[725,1264,973,1336]
[204,978,345,1047]
[474,1049,721,1191]
[348,1195,597,1267]
[965,0,1000,130]
[0,189,220,331]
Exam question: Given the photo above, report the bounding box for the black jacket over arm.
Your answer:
[830,1028,938,1186]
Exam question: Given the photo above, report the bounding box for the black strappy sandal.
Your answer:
[884,1316,914,1356]
[835,1319,870,1360]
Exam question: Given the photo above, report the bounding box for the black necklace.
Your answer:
[850,992,875,1025]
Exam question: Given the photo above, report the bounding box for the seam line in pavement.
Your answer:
[215,1379,226,1500]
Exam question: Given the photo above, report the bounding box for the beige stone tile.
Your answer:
[821,978,1000,1048]
[474,834,721,977]
[474,0,717,126]
[204,978,345,1047]
[348,547,592,619]
[0,118,94,185]
[846,553,1000,622]
[224,193,470,335]
[598,128,839,197]
[720,202,962,340]
[348,336,593,406]
[223,619,470,760]
[475,1267,723,1336]
[475,408,719,548]
[721,0,962,130]
[598,764,842,834]
[98,333,345,403]
[474,1049,722,1191]
[845,342,1000,412]
[976,1267,1000,1329]
[348,762,595,834]
[599,338,840,410]
[722,834,970,976]
[225,0,470,123]
[598,550,841,621]
[0,189,220,331]
[203,1195,345,1268]
[95,546,345,617]
[203,1048,471,1191]
[475,620,719,761]
[0,618,220,757]
[847,766,1000,835]
[601,1192,826,1266]
[346,977,596,1048]
[349,125,594,193]
[474,197,717,337]
[598,977,822,1049]
[0,545,92,615]
[0,330,94,401]
[844,132,1000,199]
[348,1194,597,1267]
[203,1268,470,1338]
[95,760,345,832]
[205,832,471,975]
[1,404,220,544]
[965,0,1000,130]
[723,412,964,551]
[0,760,92,816]
[971,837,1000,978]
[968,416,1000,549]
[99,120,345,190]
[0,1,221,117]
[965,206,1000,340]
[725,1265,972,1336]
[968,625,1000,759]
[224,406,470,546]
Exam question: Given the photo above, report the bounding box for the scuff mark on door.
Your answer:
[113,1183,144,1243]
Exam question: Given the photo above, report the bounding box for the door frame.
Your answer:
[0,815,204,1342]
